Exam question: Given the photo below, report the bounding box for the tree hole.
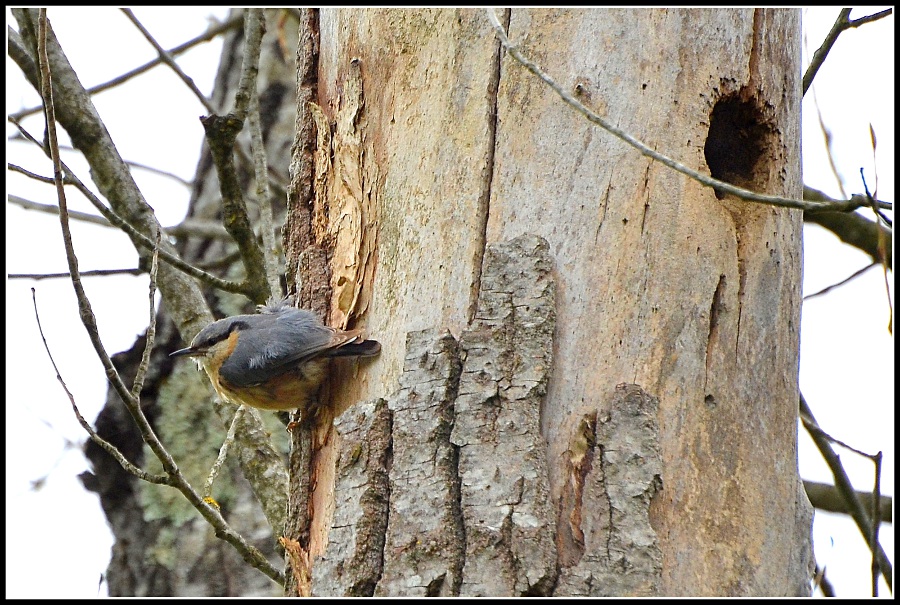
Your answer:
[704,93,770,200]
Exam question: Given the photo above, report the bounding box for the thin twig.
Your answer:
[131,230,160,399]
[11,268,145,280]
[205,405,245,498]
[485,9,892,214]
[849,8,893,28]
[120,8,216,114]
[802,262,878,300]
[803,8,893,96]
[31,288,171,485]
[9,12,243,121]
[8,192,112,228]
[811,87,848,200]
[803,9,852,97]
[8,163,55,183]
[10,120,251,295]
[861,169,894,333]
[250,91,282,298]
[8,138,194,186]
[8,192,234,240]
[799,393,892,589]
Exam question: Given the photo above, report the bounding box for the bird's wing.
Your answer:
[218,309,358,387]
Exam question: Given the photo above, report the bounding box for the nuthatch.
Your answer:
[170,299,380,411]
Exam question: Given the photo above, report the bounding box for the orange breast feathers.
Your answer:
[213,357,329,411]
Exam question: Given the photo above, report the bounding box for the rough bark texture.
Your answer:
[308,7,813,597]
[451,234,557,596]
[376,330,463,597]
[555,384,663,596]
[313,398,391,596]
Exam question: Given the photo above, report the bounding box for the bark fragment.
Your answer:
[555,384,662,597]
[377,330,464,596]
[452,233,558,596]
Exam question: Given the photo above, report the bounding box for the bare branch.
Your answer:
[233,8,265,122]
[871,452,883,595]
[9,137,194,186]
[804,187,893,269]
[8,192,234,240]
[9,7,214,341]
[814,565,836,597]
[800,393,892,589]
[34,10,284,586]
[10,120,250,295]
[850,8,893,27]
[31,287,171,485]
[250,90,282,298]
[199,8,273,304]
[120,8,216,113]
[8,163,54,184]
[803,8,894,96]
[803,9,852,97]
[11,268,145,280]
[243,10,282,299]
[802,262,878,301]
[8,192,119,227]
[803,480,892,524]
[131,232,160,399]
[205,405,245,499]
[8,12,244,121]
[485,9,893,214]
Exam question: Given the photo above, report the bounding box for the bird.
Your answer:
[170,299,380,412]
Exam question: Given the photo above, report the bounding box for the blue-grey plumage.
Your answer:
[170,300,380,411]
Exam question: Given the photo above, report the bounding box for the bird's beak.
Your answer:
[170,346,200,358]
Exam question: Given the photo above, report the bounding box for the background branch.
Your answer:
[804,480,892,523]
[8,12,244,121]
[800,394,892,590]
[803,8,893,96]
[804,186,893,269]
[34,10,284,583]
[8,193,233,239]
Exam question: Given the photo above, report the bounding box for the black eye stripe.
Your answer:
[199,319,250,349]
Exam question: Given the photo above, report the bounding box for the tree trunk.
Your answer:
[290,8,814,597]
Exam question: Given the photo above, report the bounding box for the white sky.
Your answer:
[5,7,894,598]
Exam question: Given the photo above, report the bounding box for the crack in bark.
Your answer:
[468,8,509,325]
[705,273,727,390]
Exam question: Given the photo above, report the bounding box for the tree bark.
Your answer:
[297,8,814,597]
